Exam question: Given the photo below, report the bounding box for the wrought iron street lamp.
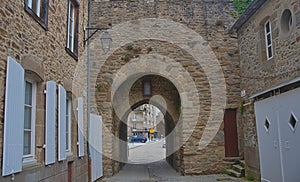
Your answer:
[84,27,112,53]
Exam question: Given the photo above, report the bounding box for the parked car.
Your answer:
[130,135,147,143]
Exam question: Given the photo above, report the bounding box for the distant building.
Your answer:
[127,104,160,139]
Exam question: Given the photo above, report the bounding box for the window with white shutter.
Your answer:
[45,81,56,165]
[25,0,49,29]
[66,97,72,155]
[23,79,37,165]
[2,57,25,176]
[77,97,84,157]
[58,85,67,161]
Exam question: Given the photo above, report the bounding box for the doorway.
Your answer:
[224,109,239,157]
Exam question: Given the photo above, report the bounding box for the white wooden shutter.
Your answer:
[2,57,25,176]
[89,114,103,181]
[77,97,84,157]
[58,85,67,161]
[45,81,56,165]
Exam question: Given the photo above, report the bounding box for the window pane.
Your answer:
[68,4,74,43]
[266,22,270,33]
[24,106,32,129]
[268,47,273,58]
[66,99,71,151]
[66,131,69,150]
[31,0,40,17]
[25,81,32,105]
[144,82,151,95]
[32,0,37,12]
[23,131,31,155]
[267,35,272,45]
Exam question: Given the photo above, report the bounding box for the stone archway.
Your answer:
[93,41,225,176]
[114,75,182,172]
[88,16,239,177]
[88,0,242,177]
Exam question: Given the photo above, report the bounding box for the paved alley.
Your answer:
[103,140,246,182]
[102,160,247,182]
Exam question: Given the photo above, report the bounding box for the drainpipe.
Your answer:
[87,0,92,181]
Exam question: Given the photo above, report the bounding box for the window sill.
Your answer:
[67,151,73,157]
[65,47,78,61]
[25,8,48,31]
[66,154,76,162]
[22,158,38,167]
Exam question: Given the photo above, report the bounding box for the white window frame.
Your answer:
[67,1,75,52]
[23,79,37,165]
[66,97,72,155]
[264,21,273,60]
[27,0,41,17]
[132,113,136,121]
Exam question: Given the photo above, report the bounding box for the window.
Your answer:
[264,21,273,60]
[132,124,136,129]
[25,0,49,29]
[66,0,79,59]
[143,81,152,96]
[280,9,293,37]
[132,113,136,121]
[66,98,72,154]
[23,79,37,164]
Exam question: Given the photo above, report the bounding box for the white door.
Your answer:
[89,114,103,181]
[254,96,282,182]
[276,88,300,182]
[254,87,300,182]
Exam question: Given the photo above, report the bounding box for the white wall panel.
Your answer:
[89,114,103,181]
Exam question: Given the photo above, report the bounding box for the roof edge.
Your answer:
[229,0,268,34]
[249,77,300,99]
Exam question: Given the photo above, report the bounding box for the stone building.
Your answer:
[0,0,89,181]
[231,0,300,181]
[155,110,165,138]
[89,0,241,177]
[127,104,159,139]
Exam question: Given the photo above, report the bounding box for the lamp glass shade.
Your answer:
[100,31,112,53]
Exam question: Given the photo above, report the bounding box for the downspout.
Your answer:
[87,0,91,181]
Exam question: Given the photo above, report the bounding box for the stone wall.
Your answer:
[0,0,88,181]
[237,0,300,179]
[89,0,241,177]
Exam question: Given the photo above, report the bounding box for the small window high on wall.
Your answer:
[66,0,79,60]
[264,21,273,60]
[25,0,49,29]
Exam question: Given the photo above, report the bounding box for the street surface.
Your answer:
[128,139,165,164]
[103,140,246,182]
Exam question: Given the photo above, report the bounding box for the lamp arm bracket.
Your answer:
[83,27,110,44]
